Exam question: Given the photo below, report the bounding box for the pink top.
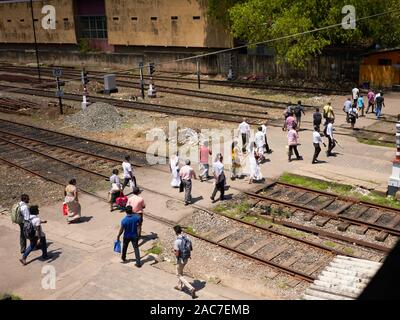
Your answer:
[199,146,211,164]
[367,91,375,103]
[127,195,145,214]
[287,129,299,146]
[179,165,194,180]
[286,116,296,129]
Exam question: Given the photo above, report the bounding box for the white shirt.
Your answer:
[352,88,359,100]
[261,124,267,135]
[374,93,381,102]
[312,131,322,144]
[238,121,250,135]
[255,131,265,147]
[122,161,133,179]
[326,123,334,139]
[344,100,352,112]
[30,215,41,228]
[213,161,224,178]
[19,201,30,221]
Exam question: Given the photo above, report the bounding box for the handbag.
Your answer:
[114,240,121,253]
[62,202,68,216]
[179,181,184,193]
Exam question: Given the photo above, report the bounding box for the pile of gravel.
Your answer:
[65,102,123,132]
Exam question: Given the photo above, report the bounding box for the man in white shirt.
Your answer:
[121,155,137,193]
[261,121,272,153]
[312,126,326,164]
[210,154,225,203]
[255,126,266,162]
[238,118,250,153]
[343,98,352,123]
[18,194,30,253]
[19,205,48,265]
[326,119,336,157]
[352,87,359,104]
[179,160,197,205]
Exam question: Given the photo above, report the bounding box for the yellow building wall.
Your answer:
[359,65,399,88]
[0,0,76,44]
[105,0,232,48]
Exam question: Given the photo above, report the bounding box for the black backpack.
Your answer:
[179,235,193,260]
[23,219,36,239]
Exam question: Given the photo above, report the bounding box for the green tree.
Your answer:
[225,0,400,68]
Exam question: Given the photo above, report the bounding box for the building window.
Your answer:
[33,19,38,22]
[151,17,157,21]
[131,17,138,21]
[77,16,108,39]
[7,19,11,22]
[378,59,392,66]
[171,16,178,20]
[113,17,119,21]
[193,16,200,20]
[63,18,69,22]
[20,19,24,22]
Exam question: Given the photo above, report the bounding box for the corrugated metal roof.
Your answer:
[303,256,382,300]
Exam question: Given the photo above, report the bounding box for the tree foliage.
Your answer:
[211,0,400,68]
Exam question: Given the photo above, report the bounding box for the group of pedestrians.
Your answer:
[351,87,386,121]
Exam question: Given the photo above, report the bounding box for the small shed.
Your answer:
[359,47,400,89]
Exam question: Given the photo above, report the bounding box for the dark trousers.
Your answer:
[22,236,47,259]
[264,134,271,153]
[182,179,192,204]
[122,237,141,265]
[313,122,321,133]
[366,101,374,113]
[122,176,137,191]
[241,133,248,152]
[19,223,27,253]
[211,179,225,201]
[288,145,300,160]
[312,143,321,162]
[327,136,336,155]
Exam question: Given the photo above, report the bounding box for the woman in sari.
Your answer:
[249,142,263,184]
[64,178,81,223]
[169,152,181,188]
[231,141,241,180]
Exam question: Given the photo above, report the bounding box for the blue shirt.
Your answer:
[121,214,142,239]
[357,97,364,108]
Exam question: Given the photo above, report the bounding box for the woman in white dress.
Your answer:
[170,152,181,188]
[249,142,263,184]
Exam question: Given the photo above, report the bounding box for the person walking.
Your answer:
[121,155,137,193]
[366,89,375,114]
[238,118,250,153]
[323,102,335,134]
[231,141,241,180]
[109,169,122,211]
[294,101,305,130]
[326,119,336,157]
[179,160,197,205]
[116,205,142,268]
[375,92,385,119]
[313,108,322,133]
[169,152,181,188]
[285,112,297,131]
[173,225,196,299]
[312,126,326,164]
[19,205,48,265]
[15,194,31,254]
[288,125,303,162]
[64,179,81,224]
[357,95,365,117]
[255,126,265,163]
[343,98,352,123]
[352,87,359,105]
[210,153,225,203]
[348,104,358,130]
[199,141,212,182]
[248,142,263,183]
[261,121,272,153]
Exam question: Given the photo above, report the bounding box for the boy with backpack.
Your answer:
[19,205,48,265]
[173,225,196,299]
[11,194,31,254]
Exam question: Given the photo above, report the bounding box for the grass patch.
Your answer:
[213,204,228,214]
[184,226,197,235]
[1,293,21,300]
[357,138,394,148]
[343,247,354,255]
[278,173,400,209]
[323,241,337,248]
[146,242,162,255]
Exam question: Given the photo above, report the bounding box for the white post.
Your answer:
[387,117,400,196]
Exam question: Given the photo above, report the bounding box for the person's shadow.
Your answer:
[29,248,62,264]
[77,216,93,223]
[191,196,203,204]
[138,232,158,247]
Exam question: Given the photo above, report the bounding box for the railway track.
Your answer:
[239,182,400,252]
[0,124,340,283]
[0,84,266,125]
[0,64,350,95]
[0,97,41,115]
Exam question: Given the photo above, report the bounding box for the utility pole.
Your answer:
[30,0,41,82]
[196,59,201,89]
[139,62,145,100]
[81,68,90,110]
[387,114,400,197]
